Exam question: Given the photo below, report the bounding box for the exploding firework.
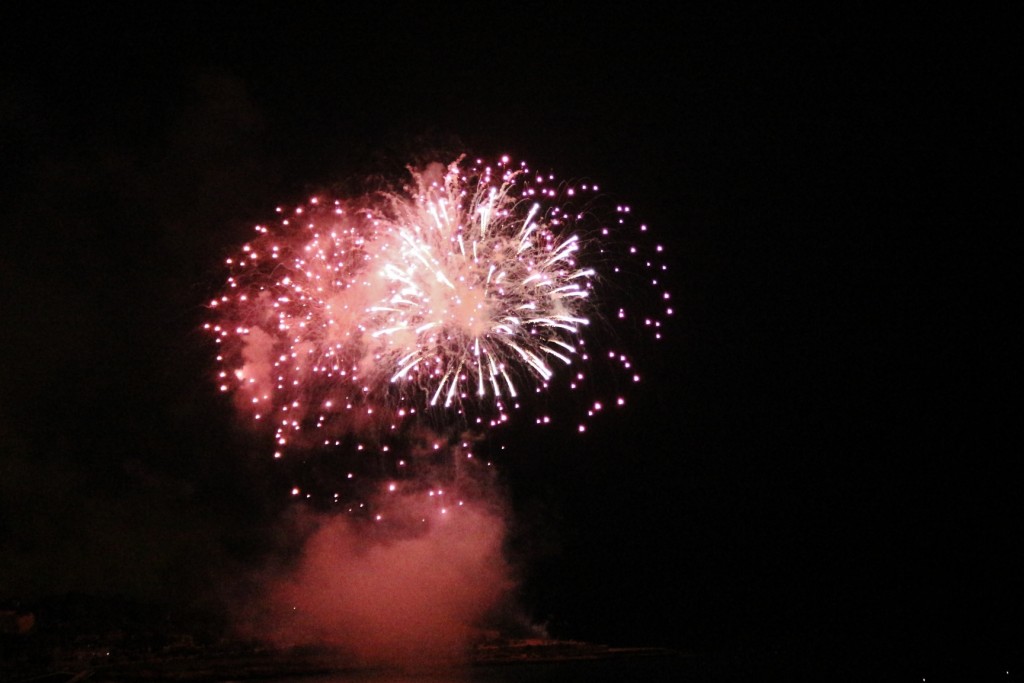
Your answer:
[209,154,672,660]
[206,155,671,461]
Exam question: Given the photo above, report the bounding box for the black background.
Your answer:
[1,4,1014,675]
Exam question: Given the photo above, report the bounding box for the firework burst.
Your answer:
[207,155,670,458]
[372,158,595,408]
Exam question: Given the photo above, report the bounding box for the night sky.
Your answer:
[1,4,1014,675]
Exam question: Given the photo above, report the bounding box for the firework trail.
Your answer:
[207,154,670,467]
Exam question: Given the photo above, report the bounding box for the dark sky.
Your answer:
[1,4,1014,670]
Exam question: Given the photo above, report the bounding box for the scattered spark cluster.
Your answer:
[206,155,672,491]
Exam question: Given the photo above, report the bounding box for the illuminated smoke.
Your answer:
[251,485,513,666]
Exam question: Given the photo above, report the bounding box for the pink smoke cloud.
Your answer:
[241,489,516,668]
